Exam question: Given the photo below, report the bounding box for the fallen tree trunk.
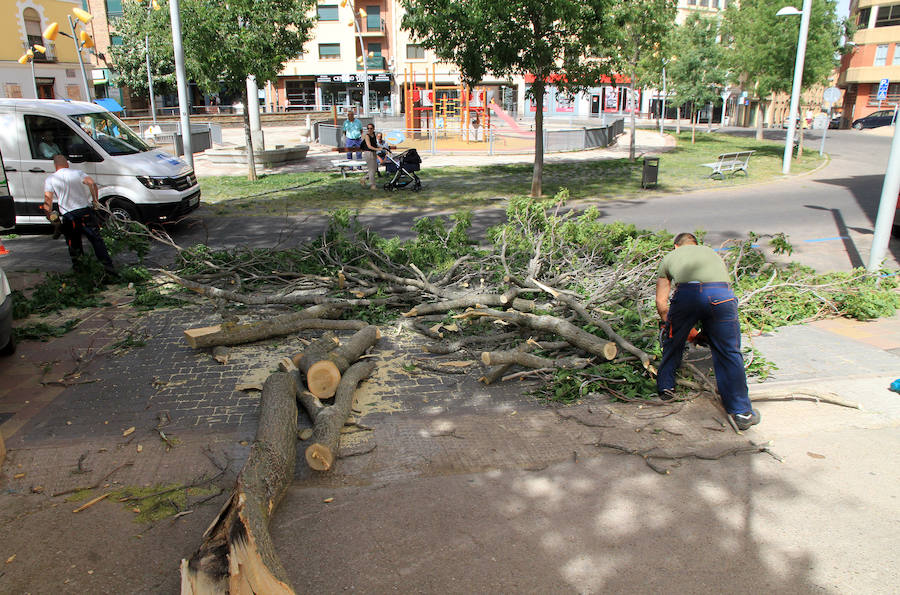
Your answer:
[527,277,652,368]
[479,340,569,384]
[181,372,298,594]
[163,270,380,307]
[481,350,592,370]
[298,325,380,399]
[404,295,536,317]
[183,306,351,349]
[306,360,377,471]
[463,308,618,361]
[289,332,340,369]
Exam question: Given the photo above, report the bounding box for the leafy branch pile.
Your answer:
[157,190,899,403]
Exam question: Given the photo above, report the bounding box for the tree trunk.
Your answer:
[242,86,258,182]
[531,79,545,198]
[707,102,713,131]
[676,106,681,134]
[184,310,360,349]
[629,70,637,161]
[404,294,535,317]
[181,372,298,594]
[299,325,380,399]
[755,99,766,141]
[462,308,617,360]
[481,349,591,370]
[691,106,696,144]
[305,360,376,471]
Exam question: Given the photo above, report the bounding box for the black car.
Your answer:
[852,109,897,129]
[828,115,842,129]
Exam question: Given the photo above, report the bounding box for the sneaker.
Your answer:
[731,409,761,430]
[658,388,677,402]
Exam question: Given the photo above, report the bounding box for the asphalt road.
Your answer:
[2,127,896,274]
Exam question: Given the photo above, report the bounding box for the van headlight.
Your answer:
[137,175,174,189]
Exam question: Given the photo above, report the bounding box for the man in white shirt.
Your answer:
[42,154,116,276]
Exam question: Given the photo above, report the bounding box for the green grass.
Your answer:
[199,131,825,215]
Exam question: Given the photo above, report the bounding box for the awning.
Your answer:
[94,97,123,112]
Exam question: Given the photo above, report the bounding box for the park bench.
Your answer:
[331,159,367,178]
[700,150,755,179]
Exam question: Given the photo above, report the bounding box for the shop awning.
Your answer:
[94,97,124,112]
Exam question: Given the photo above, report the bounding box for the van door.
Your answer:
[18,113,98,223]
[0,148,15,229]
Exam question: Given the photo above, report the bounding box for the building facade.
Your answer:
[2,0,91,101]
[838,0,900,125]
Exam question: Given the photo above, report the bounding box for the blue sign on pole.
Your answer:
[877,78,890,101]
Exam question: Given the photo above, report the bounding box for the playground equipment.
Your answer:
[402,63,491,142]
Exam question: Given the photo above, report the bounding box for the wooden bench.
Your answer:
[331,159,367,178]
[700,150,755,179]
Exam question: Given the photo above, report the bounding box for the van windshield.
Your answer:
[68,112,150,156]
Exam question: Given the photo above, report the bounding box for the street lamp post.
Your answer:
[67,16,93,101]
[168,0,193,168]
[18,49,39,98]
[659,65,667,135]
[777,0,812,175]
[349,4,370,116]
[145,0,160,124]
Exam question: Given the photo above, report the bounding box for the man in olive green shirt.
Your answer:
[655,233,759,430]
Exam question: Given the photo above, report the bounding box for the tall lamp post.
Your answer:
[777,0,812,175]
[145,0,161,124]
[17,45,47,98]
[42,10,95,102]
[168,0,193,168]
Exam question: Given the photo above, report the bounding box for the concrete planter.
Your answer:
[205,144,310,167]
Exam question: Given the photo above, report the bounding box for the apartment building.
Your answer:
[3,0,90,101]
[838,0,900,124]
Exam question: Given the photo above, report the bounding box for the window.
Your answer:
[687,0,697,6]
[319,43,341,60]
[875,44,889,66]
[317,4,338,21]
[5,84,22,99]
[110,35,123,46]
[24,8,42,48]
[368,43,381,56]
[24,115,87,160]
[406,44,425,59]
[875,3,900,27]
[867,82,900,106]
[366,5,380,31]
[857,7,871,27]
[698,0,710,8]
[69,112,149,156]
[105,0,123,17]
[894,45,900,65]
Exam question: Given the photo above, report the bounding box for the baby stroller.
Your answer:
[383,148,422,191]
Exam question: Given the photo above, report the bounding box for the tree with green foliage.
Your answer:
[401,0,616,197]
[107,0,177,97]
[667,14,727,143]
[604,0,677,160]
[180,0,315,180]
[722,0,845,140]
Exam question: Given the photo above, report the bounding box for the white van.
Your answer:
[0,99,200,225]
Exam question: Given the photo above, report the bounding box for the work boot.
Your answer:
[730,409,761,430]
[658,388,677,402]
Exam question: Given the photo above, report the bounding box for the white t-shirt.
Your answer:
[43,168,92,215]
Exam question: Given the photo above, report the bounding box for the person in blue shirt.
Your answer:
[342,110,363,160]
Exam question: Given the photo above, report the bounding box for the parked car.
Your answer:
[852,109,897,130]
[0,264,13,356]
[0,99,200,225]
[828,115,842,129]
[781,117,801,129]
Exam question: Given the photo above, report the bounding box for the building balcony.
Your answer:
[359,18,387,36]
[28,39,57,63]
[838,64,900,86]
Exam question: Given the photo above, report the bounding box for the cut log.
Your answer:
[289,332,340,369]
[305,360,376,471]
[464,308,618,361]
[478,340,569,385]
[299,325,380,399]
[481,350,592,370]
[404,295,536,317]
[181,372,298,594]
[183,305,357,349]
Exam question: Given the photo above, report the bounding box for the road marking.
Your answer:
[802,236,849,243]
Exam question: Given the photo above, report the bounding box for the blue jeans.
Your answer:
[346,138,362,160]
[657,282,752,415]
[62,207,115,274]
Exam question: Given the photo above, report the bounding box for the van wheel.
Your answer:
[0,334,15,356]
[107,199,138,223]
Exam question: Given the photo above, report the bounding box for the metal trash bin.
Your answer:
[642,157,659,188]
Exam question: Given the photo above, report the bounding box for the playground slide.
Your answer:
[487,103,526,133]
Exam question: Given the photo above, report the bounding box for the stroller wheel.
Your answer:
[412,180,421,192]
